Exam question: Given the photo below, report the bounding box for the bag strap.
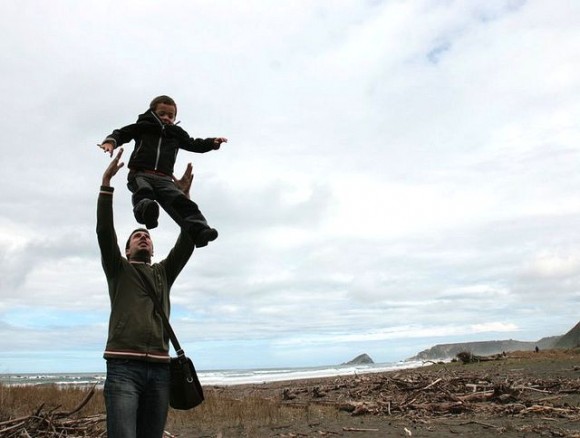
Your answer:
[134,266,186,358]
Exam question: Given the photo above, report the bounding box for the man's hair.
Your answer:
[125,228,150,252]
[149,95,177,113]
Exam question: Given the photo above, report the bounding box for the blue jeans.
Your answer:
[104,359,171,438]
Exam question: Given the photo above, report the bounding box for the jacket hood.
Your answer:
[137,109,163,126]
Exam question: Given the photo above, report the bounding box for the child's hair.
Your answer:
[150,95,177,113]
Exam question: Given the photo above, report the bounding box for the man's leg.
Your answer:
[127,173,159,229]
[136,362,171,438]
[104,359,144,438]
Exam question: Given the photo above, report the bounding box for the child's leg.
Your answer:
[154,178,218,247]
[166,195,218,247]
[127,173,160,229]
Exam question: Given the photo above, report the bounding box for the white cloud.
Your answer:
[523,251,580,279]
[0,0,578,372]
[471,322,518,333]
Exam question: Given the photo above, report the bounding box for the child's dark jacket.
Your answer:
[103,109,216,176]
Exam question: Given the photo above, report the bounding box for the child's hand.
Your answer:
[213,137,228,150]
[98,142,115,156]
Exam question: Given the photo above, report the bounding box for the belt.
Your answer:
[133,168,170,177]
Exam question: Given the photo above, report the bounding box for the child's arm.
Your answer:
[180,136,228,153]
[173,125,228,153]
[212,137,228,150]
[98,142,115,156]
[98,124,141,157]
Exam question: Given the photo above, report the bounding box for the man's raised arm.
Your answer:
[102,148,125,187]
[97,149,125,276]
[163,163,196,285]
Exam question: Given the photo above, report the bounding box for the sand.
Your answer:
[168,349,580,437]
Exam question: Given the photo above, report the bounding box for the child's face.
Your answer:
[154,103,176,125]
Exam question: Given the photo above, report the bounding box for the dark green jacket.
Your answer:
[97,186,195,362]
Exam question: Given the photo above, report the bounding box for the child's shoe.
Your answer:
[194,228,218,248]
[142,201,160,229]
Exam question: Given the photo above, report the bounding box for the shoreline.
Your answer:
[169,349,580,437]
[1,350,578,437]
[0,359,427,388]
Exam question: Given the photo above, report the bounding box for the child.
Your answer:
[99,95,227,248]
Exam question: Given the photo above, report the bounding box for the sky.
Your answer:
[0,0,579,374]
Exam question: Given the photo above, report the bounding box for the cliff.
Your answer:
[409,336,561,361]
[554,321,580,349]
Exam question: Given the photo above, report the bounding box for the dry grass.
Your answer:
[0,384,312,435]
[3,350,577,436]
[167,389,338,434]
[0,385,105,421]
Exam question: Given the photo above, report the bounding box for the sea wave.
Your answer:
[0,360,426,388]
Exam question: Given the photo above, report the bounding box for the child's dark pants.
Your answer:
[127,170,209,235]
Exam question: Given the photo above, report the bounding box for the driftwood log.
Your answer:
[0,386,106,438]
[280,363,580,421]
[455,351,506,364]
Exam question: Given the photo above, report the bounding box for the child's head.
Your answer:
[149,95,177,125]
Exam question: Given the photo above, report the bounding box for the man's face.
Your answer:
[155,103,176,125]
[126,230,153,259]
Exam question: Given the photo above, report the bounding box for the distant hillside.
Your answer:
[554,322,580,348]
[408,321,580,361]
[409,336,561,361]
[343,354,374,365]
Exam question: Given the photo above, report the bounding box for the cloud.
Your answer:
[0,0,578,372]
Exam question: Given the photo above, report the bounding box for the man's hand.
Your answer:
[102,148,124,187]
[173,163,194,199]
[98,142,115,157]
[212,137,228,150]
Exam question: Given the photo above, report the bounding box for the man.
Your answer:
[97,148,196,438]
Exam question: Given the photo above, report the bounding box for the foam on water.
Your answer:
[0,360,425,387]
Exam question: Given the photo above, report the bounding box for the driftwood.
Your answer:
[342,427,379,432]
[0,386,106,437]
[0,387,182,438]
[280,363,580,422]
[455,351,506,364]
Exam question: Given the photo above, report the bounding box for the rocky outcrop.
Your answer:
[343,354,374,365]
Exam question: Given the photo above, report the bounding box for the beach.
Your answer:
[167,349,580,437]
[1,349,578,437]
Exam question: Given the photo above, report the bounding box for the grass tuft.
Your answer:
[0,384,319,435]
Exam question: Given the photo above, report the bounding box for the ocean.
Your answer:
[0,360,425,388]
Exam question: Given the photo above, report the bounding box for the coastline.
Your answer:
[0,359,425,388]
[167,349,580,437]
[2,350,578,437]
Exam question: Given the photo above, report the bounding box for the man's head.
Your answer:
[150,95,177,125]
[125,228,154,261]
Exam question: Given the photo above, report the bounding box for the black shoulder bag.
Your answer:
[135,268,204,410]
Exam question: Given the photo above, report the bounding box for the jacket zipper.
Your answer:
[151,111,164,171]
[154,135,162,171]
